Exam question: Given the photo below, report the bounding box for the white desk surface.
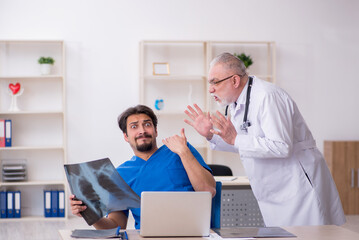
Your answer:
[214,176,250,186]
[59,225,359,240]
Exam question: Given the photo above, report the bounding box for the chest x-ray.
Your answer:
[64,158,140,225]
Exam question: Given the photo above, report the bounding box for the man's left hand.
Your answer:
[210,111,237,145]
[162,128,188,155]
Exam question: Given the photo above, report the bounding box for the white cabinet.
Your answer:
[140,40,275,175]
[0,40,67,220]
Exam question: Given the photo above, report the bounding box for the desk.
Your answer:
[214,176,250,186]
[215,176,265,228]
[59,226,359,240]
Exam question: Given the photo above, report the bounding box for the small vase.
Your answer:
[40,64,52,75]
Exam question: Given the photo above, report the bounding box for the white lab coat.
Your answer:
[209,76,345,226]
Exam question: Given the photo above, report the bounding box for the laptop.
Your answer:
[140,191,212,237]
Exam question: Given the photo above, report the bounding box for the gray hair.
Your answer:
[209,52,247,76]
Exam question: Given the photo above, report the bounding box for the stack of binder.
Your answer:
[44,190,65,218]
[1,160,27,182]
[0,190,21,218]
[0,119,12,147]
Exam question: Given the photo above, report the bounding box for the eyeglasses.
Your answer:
[209,74,236,86]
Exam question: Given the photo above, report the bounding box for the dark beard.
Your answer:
[135,133,154,152]
[136,142,153,152]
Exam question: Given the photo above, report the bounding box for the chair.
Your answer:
[208,164,233,176]
[211,181,222,229]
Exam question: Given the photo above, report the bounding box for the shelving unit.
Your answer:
[0,40,67,220]
[139,40,275,174]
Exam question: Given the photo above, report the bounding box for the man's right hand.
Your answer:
[70,194,87,217]
[184,104,214,140]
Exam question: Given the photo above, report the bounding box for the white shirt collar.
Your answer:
[230,76,252,112]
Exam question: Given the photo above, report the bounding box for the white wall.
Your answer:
[0,0,358,171]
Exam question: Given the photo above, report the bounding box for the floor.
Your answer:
[0,215,358,240]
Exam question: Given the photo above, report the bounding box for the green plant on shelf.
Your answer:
[234,53,253,68]
[38,57,55,65]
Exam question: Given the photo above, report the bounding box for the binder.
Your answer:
[14,191,21,218]
[0,191,6,218]
[58,190,65,217]
[44,190,51,217]
[7,191,14,218]
[0,119,5,147]
[5,119,12,147]
[51,190,59,217]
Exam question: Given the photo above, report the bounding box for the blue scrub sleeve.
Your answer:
[187,142,213,174]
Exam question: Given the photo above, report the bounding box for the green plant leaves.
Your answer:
[234,53,253,68]
[38,57,55,65]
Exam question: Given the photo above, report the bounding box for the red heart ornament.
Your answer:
[9,83,21,95]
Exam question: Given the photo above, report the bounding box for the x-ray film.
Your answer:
[64,158,141,225]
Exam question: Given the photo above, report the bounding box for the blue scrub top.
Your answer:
[116,143,211,229]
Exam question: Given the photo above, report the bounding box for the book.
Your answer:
[14,191,21,218]
[64,158,140,225]
[212,227,296,238]
[7,191,14,218]
[51,190,59,217]
[5,119,12,147]
[0,191,6,218]
[0,119,5,147]
[71,227,128,239]
[58,190,65,217]
[44,190,51,217]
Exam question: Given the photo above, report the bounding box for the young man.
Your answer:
[71,104,216,229]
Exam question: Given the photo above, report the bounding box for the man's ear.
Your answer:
[124,133,129,142]
[155,128,158,137]
[233,75,241,88]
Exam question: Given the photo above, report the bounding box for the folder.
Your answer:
[0,119,5,147]
[44,190,51,217]
[58,190,65,217]
[0,191,6,218]
[14,191,21,218]
[5,119,12,147]
[51,190,59,217]
[7,191,14,218]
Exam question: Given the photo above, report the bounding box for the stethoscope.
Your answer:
[225,76,253,133]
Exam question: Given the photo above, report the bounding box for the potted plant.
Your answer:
[38,57,55,75]
[234,53,253,69]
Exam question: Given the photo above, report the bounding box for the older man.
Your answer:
[185,52,345,226]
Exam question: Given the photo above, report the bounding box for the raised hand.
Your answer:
[184,104,213,140]
[210,110,237,145]
[162,128,188,155]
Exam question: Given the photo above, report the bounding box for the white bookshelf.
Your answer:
[0,40,67,221]
[140,40,275,175]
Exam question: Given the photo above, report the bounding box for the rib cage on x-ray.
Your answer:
[64,158,141,225]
